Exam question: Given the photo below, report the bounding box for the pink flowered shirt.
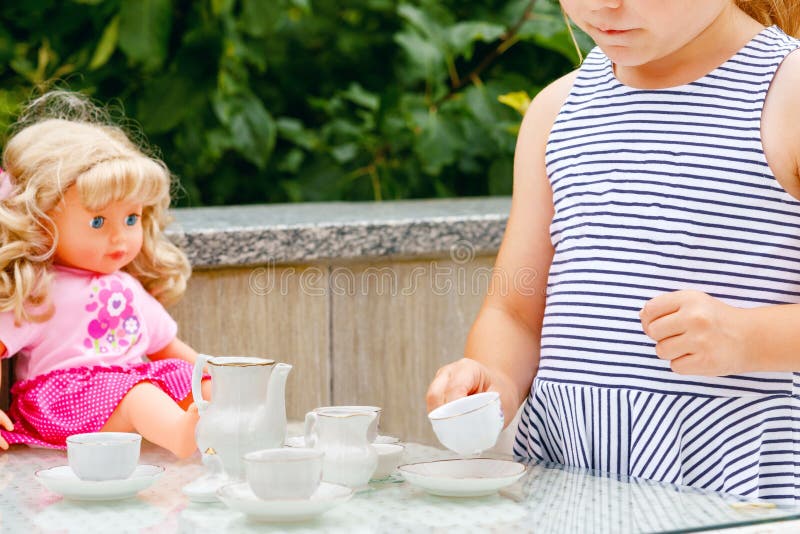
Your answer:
[0,265,177,381]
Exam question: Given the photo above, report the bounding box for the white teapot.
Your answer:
[191,355,292,479]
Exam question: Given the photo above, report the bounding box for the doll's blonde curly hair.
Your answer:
[0,91,190,325]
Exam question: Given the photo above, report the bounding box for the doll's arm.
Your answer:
[148,337,198,365]
[0,355,13,450]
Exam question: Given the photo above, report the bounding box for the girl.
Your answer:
[0,91,209,459]
[427,1,800,503]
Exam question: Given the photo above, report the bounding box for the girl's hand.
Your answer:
[640,290,753,376]
[426,358,495,413]
[0,409,13,450]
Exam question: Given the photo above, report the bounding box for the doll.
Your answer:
[0,91,210,458]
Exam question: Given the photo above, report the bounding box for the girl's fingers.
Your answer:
[426,359,485,412]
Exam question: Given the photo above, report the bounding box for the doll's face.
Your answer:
[48,185,144,274]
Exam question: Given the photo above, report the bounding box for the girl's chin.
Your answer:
[601,47,652,68]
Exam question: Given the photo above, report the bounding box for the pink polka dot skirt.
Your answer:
[1,359,197,449]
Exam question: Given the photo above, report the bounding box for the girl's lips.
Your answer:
[591,24,633,35]
[108,251,125,260]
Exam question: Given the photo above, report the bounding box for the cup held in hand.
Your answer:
[428,392,504,456]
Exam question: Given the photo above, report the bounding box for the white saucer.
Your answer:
[35,464,164,501]
[398,458,526,497]
[217,481,353,522]
[286,434,400,447]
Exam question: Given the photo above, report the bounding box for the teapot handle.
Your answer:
[192,353,211,411]
[304,411,318,448]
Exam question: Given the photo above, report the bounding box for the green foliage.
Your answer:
[0,0,592,206]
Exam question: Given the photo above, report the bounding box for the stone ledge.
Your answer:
[169,197,510,268]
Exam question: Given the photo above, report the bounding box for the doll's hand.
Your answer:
[640,290,753,376]
[0,409,13,450]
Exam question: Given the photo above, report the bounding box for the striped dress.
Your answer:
[513,26,800,504]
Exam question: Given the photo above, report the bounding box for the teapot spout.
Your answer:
[265,363,292,446]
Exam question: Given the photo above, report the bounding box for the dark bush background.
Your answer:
[0,0,591,206]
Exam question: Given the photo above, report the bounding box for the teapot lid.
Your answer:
[206,356,275,367]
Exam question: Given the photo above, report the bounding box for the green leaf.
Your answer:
[212,92,277,169]
[240,0,281,37]
[330,143,358,164]
[276,117,318,150]
[447,21,505,61]
[138,71,208,133]
[118,0,172,71]
[415,110,463,175]
[394,31,443,80]
[211,0,235,16]
[397,4,443,42]
[497,90,531,115]
[89,15,120,70]
[341,83,379,111]
[277,148,305,173]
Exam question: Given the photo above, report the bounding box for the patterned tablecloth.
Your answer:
[2,434,800,533]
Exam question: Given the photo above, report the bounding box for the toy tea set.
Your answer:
[35,355,526,522]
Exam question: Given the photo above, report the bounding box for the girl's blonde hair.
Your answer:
[0,91,190,324]
[735,0,800,36]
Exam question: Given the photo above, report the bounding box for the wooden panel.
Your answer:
[169,265,330,421]
[330,256,495,444]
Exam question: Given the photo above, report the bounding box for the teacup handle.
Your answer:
[304,412,318,448]
[192,353,211,411]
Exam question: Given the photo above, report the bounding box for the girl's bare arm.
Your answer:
[427,70,578,422]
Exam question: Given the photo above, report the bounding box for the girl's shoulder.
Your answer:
[521,68,580,140]
[764,47,800,197]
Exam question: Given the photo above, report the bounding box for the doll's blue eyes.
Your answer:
[89,215,139,228]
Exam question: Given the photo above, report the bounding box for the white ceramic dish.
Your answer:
[398,458,526,497]
[217,481,353,522]
[35,464,164,501]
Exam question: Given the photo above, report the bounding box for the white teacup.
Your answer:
[243,448,324,500]
[310,406,382,442]
[428,392,504,456]
[66,432,141,481]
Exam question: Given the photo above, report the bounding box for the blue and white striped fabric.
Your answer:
[513,26,800,504]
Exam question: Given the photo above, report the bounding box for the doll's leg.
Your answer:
[101,382,199,459]
[178,378,211,410]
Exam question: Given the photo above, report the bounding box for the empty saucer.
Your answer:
[35,464,164,501]
[217,481,353,522]
[398,458,526,497]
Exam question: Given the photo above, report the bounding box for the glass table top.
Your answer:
[2,437,800,533]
